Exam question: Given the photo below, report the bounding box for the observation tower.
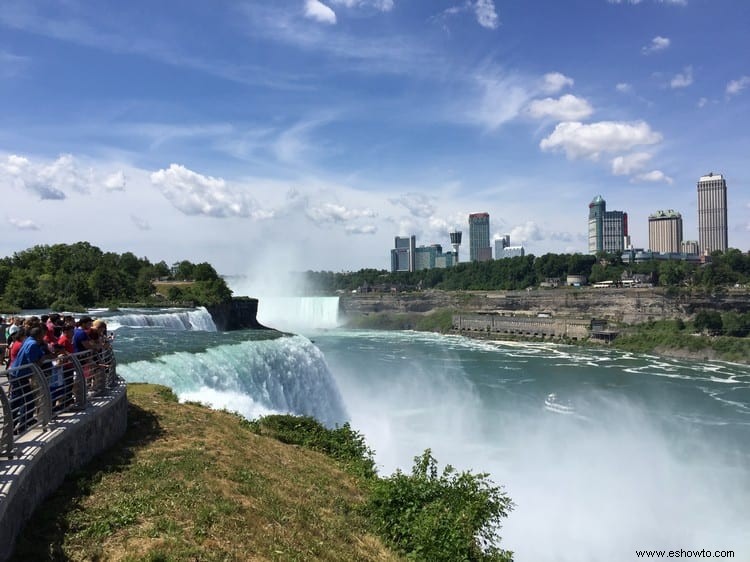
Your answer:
[449,231,462,263]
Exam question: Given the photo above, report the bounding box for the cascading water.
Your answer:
[255,296,340,332]
[101,307,217,331]
[116,334,347,428]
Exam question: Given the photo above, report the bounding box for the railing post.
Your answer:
[0,385,14,458]
[30,364,53,431]
[68,353,88,410]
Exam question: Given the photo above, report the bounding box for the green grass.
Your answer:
[11,383,400,562]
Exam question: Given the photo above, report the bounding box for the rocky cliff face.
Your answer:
[207,297,270,331]
[340,288,750,324]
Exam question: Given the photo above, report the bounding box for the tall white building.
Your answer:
[648,210,683,253]
[697,173,728,255]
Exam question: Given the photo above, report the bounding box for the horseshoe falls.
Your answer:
[109,307,750,561]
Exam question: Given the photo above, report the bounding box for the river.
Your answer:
[105,301,749,561]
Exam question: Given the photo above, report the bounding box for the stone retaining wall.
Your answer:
[0,384,128,561]
[453,313,590,340]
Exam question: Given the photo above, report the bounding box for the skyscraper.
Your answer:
[390,235,416,272]
[648,210,683,253]
[588,195,628,254]
[469,213,492,262]
[697,173,728,255]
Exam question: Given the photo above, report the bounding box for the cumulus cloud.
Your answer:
[540,120,662,160]
[642,36,670,54]
[634,170,673,184]
[389,193,436,218]
[611,152,652,175]
[345,224,377,235]
[474,0,499,29]
[150,163,271,219]
[104,170,126,191]
[509,221,542,243]
[130,214,151,231]
[8,217,40,231]
[670,66,693,88]
[304,0,337,24]
[526,94,594,121]
[0,153,95,200]
[306,202,377,224]
[726,76,750,97]
[542,72,574,94]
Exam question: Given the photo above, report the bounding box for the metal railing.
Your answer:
[0,347,120,458]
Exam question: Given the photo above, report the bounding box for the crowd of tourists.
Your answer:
[0,314,115,435]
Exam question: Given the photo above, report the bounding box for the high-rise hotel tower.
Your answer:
[648,210,683,253]
[697,173,728,255]
[588,195,628,254]
[468,212,492,262]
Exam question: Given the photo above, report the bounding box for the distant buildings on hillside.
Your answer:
[390,212,525,272]
[389,172,733,273]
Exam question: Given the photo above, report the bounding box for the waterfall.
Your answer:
[256,297,340,332]
[117,334,347,427]
[102,307,217,332]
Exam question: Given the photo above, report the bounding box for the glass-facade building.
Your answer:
[390,235,416,272]
[469,213,492,262]
[588,195,628,254]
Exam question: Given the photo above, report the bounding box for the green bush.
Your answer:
[247,415,377,479]
[365,449,514,562]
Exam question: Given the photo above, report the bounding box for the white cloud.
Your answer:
[615,82,633,93]
[608,0,686,5]
[540,120,662,160]
[509,221,542,243]
[697,97,708,108]
[526,94,594,121]
[389,193,436,218]
[306,202,377,224]
[8,217,40,231]
[0,153,94,200]
[726,76,750,97]
[469,73,532,129]
[642,36,670,54]
[611,152,653,175]
[0,50,29,78]
[130,214,151,231]
[150,163,270,219]
[474,0,499,29]
[330,0,394,10]
[345,224,377,235]
[670,66,693,88]
[542,72,574,94]
[104,170,126,191]
[304,0,337,24]
[633,170,674,184]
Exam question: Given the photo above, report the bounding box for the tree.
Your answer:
[694,310,723,335]
[366,450,514,562]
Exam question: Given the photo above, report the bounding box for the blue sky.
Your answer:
[1,0,748,275]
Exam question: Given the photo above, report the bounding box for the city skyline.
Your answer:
[0,1,748,274]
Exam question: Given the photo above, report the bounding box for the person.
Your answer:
[72,316,94,353]
[55,323,77,409]
[10,326,53,434]
[6,327,27,368]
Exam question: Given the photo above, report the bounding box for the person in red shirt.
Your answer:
[7,327,26,368]
[57,324,74,353]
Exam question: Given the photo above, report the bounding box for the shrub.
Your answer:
[365,449,514,562]
[248,415,377,478]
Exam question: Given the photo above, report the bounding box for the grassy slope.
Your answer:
[11,384,400,562]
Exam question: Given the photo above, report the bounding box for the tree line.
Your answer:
[0,242,232,311]
[301,249,750,293]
